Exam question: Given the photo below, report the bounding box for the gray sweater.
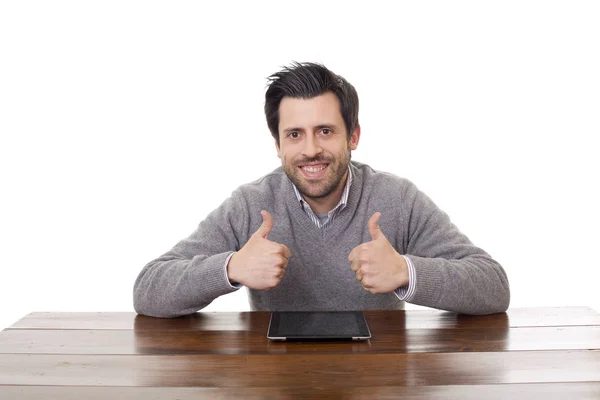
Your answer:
[133,161,510,317]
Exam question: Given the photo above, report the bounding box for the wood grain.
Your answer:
[2,307,599,399]
[6,307,600,331]
[1,383,599,400]
[1,326,599,355]
[1,351,599,387]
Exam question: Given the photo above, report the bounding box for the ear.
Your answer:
[348,124,361,150]
[275,138,281,158]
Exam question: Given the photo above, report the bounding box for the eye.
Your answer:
[321,128,332,135]
[289,131,300,139]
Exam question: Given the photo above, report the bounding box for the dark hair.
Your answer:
[264,62,359,146]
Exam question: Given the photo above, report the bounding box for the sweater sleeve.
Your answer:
[133,190,249,317]
[401,182,510,315]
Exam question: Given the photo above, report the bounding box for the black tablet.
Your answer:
[267,311,372,341]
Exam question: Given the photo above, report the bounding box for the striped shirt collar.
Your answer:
[292,166,353,228]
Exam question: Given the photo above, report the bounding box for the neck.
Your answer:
[302,170,348,214]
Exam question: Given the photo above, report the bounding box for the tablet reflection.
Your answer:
[267,338,373,354]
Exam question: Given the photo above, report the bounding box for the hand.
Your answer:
[348,212,409,294]
[227,210,291,290]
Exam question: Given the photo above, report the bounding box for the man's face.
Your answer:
[276,92,360,200]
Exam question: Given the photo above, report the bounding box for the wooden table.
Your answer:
[1,307,599,399]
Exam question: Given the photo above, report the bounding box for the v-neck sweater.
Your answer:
[133,161,510,317]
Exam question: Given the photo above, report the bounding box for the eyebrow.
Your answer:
[282,124,339,134]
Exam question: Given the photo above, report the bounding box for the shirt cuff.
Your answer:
[224,252,242,289]
[394,255,416,301]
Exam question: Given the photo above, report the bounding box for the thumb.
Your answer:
[254,210,273,239]
[368,212,383,240]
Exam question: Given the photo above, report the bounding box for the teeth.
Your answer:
[302,165,326,173]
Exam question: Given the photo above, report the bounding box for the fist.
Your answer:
[227,210,291,290]
[348,212,409,294]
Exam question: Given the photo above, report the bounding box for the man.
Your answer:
[133,62,510,317]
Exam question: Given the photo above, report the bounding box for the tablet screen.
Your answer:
[267,311,371,340]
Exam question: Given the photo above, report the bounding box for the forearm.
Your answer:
[133,251,239,318]
[133,189,249,317]
[398,180,510,315]
[406,253,510,315]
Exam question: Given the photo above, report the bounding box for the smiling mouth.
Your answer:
[301,164,327,172]
[298,163,329,178]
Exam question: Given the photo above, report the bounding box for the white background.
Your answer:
[1,1,598,329]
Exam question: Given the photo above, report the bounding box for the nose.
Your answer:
[301,134,323,158]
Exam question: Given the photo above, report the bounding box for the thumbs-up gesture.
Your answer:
[227,210,291,290]
[347,212,409,294]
